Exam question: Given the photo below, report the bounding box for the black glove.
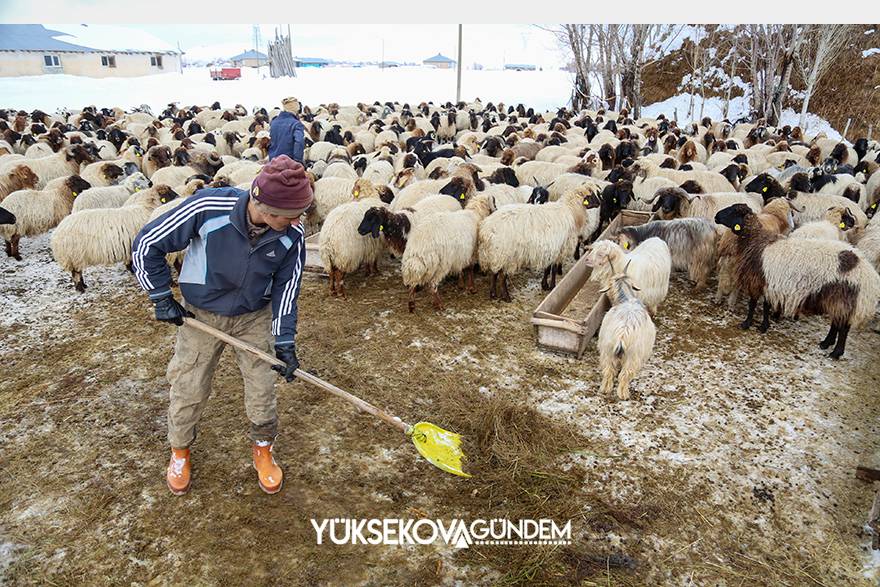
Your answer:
[153,294,194,326]
[271,344,300,382]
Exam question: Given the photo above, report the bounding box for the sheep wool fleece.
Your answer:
[166,303,278,448]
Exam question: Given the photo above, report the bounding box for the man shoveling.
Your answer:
[131,155,313,495]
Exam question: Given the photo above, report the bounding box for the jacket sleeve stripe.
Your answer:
[278,226,305,316]
[132,198,236,290]
[271,225,305,336]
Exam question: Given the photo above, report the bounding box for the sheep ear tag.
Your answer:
[623,242,629,249]
[72,192,78,197]
[839,222,846,229]
[459,193,465,200]
[762,186,768,193]
[379,225,384,232]
[734,223,741,232]
[353,190,360,198]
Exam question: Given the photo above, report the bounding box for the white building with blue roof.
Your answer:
[0,24,181,78]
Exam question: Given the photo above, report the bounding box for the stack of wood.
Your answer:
[268,31,297,78]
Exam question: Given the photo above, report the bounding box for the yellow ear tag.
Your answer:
[161,198,167,204]
[734,223,741,231]
[839,222,846,229]
[623,241,629,249]
[353,190,360,197]
[136,153,142,157]
[459,193,465,200]
[72,192,77,197]
[582,198,589,205]
[134,187,140,192]
[872,203,877,209]
[379,224,384,231]
[762,186,768,193]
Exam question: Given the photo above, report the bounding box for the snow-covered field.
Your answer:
[0,66,844,137]
[0,65,574,114]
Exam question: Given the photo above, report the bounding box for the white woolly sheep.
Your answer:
[309,176,357,228]
[361,160,394,185]
[790,206,857,242]
[0,145,94,199]
[399,195,494,311]
[50,185,179,292]
[478,187,602,301]
[322,161,359,180]
[628,176,678,212]
[632,158,736,194]
[788,191,867,228]
[1,175,92,260]
[596,271,657,401]
[319,178,394,297]
[80,160,131,187]
[585,237,671,315]
[71,172,151,213]
[854,222,880,271]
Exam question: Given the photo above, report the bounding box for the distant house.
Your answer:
[230,49,268,68]
[423,53,456,69]
[504,63,536,71]
[293,56,330,68]
[0,24,181,78]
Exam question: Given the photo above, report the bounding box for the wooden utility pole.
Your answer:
[456,24,463,103]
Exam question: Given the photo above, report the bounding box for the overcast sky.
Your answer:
[118,24,566,68]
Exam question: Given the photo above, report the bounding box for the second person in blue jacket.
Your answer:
[268,96,306,163]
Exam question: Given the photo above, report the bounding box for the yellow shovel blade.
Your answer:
[408,421,472,478]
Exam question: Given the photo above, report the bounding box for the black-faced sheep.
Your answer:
[1,175,92,259]
[714,203,880,358]
[50,185,179,291]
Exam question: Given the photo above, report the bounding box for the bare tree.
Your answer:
[682,26,719,120]
[794,24,854,128]
[723,32,740,119]
[768,25,806,125]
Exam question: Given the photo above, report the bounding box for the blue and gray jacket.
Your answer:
[131,187,305,347]
[268,111,305,163]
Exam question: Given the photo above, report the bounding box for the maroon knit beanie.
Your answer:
[250,155,314,217]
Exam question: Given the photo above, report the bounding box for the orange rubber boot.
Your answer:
[166,448,191,495]
[252,442,283,494]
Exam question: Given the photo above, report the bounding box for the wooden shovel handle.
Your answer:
[183,317,410,434]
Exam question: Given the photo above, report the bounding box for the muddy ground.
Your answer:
[1,232,879,586]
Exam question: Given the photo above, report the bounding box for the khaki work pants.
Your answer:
[166,303,278,448]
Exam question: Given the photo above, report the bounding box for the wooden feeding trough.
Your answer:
[303,233,326,275]
[531,210,652,357]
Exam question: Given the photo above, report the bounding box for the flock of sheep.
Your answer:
[1,99,879,399]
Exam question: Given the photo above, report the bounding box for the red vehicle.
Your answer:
[210,67,241,80]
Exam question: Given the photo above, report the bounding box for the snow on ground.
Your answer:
[641,93,752,123]
[641,93,843,140]
[778,108,842,140]
[0,65,573,114]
